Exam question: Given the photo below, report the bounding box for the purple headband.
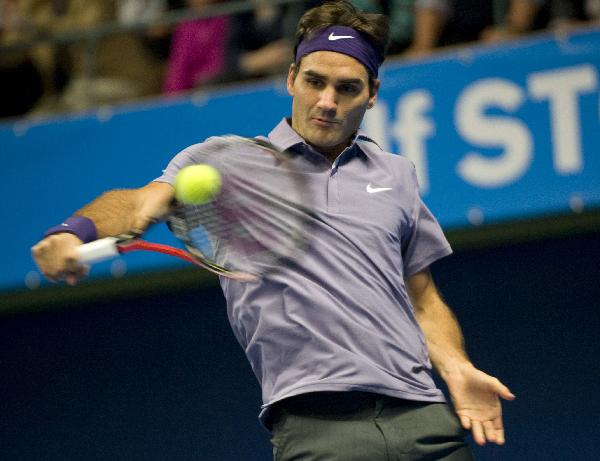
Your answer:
[295,25,383,77]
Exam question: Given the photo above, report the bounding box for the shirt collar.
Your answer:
[267,118,374,160]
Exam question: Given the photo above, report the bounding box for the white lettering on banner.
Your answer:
[455,78,533,188]
[367,65,597,195]
[390,91,435,192]
[528,64,598,175]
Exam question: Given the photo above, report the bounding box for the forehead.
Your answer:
[297,51,370,83]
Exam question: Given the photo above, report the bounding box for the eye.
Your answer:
[338,84,361,95]
[306,78,324,89]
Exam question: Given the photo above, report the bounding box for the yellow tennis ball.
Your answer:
[174,164,222,205]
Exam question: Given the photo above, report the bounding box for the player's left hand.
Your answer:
[444,364,515,446]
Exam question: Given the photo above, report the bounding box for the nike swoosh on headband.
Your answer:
[328,32,355,41]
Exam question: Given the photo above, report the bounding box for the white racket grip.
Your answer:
[76,237,120,264]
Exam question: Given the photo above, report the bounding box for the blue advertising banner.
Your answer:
[366,27,600,228]
[1,27,599,291]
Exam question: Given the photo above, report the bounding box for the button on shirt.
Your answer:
[156,118,452,427]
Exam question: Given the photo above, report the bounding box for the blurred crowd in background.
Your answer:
[1,0,599,120]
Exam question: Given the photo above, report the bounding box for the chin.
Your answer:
[309,138,339,150]
[309,131,342,147]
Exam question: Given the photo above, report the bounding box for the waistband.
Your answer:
[271,391,418,418]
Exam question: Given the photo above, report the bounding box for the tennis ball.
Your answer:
[174,164,222,205]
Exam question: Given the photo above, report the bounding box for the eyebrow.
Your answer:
[302,70,364,86]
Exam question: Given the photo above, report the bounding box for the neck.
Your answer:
[285,119,355,163]
[310,140,351,163]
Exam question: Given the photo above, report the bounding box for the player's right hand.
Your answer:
[31,233,88,285]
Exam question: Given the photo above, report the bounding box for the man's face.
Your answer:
[287,51,379,157]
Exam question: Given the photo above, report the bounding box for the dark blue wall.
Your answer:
[2,231,599,460]
[433,231,600,460]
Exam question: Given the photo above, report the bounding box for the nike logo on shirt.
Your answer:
[366,184,393,193]
[328,33,355,41]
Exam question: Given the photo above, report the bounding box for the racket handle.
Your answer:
[76,237,120,264]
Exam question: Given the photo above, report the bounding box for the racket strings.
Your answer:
[167,137,312,278]
[173,196,299,272]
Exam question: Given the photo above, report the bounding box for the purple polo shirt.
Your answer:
[156,118,452,427]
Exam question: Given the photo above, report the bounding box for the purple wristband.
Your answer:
[43,216,98,243]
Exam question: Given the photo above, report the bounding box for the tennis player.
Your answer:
[32,1,514,459]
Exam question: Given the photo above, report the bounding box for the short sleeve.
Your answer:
[154,140,217,185]
[402,168,452,277]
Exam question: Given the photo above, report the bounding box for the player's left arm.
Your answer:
[406,268,516,446]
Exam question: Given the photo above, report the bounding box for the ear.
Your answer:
[287,63,297,96]
[367,78,381,109]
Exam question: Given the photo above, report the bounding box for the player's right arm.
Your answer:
[31,181,174,285]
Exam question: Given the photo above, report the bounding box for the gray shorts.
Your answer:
[270,391,474,461]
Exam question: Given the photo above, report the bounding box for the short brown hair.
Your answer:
[294,0,390,66]
[292,0,389,93]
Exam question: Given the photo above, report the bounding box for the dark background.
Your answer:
[1,229,599,460]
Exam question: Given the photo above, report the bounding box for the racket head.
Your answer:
[167,136,313,281]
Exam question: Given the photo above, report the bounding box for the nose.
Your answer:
[316,86,337,113]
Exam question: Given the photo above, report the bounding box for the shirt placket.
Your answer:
[327,146,357,213]
[328,162,340,213]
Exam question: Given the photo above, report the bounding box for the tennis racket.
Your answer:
[75,136,314,282]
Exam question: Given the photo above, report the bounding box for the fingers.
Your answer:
[451,369,514,446]
[471,420,486,446]
[483,420,499,444]
[31,233,86,284]
[489,376,516,402]
[459,415,471,430]
[482,417,506,445]
[462,416,506,446]
[493,425,506,445]
[65,265,89,286]
[496,380,516,401]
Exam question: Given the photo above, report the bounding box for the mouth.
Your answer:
[312,117,339,128]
